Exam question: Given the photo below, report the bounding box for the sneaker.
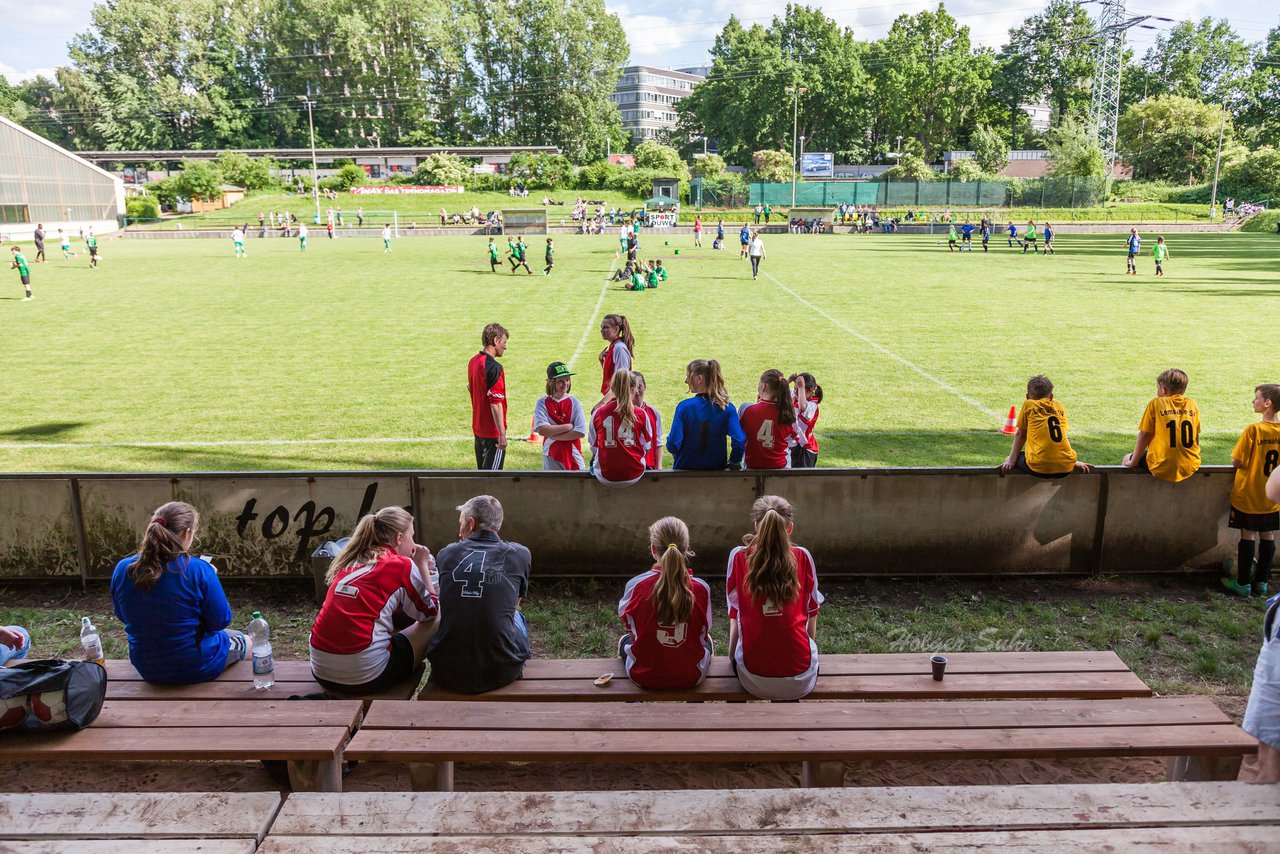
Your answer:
[1220,576,1251,597]
[1253,582,1269,598]
[616,633,629,659]
[22,296,31,301]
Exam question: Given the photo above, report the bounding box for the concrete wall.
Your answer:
[0,467,1239,583]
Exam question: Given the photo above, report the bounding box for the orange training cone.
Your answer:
[527,417,543,444]
[1000,405,1018,435]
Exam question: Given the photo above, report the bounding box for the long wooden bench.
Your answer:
[86,658,421,702]
[0,792,281,853]
[418,651,1153,701]
[347,696,1254,791]
[0,699,361,791]
[259,782,1280,852]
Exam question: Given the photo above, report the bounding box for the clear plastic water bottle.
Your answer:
[80,616,104,665]
[247,611,274,689]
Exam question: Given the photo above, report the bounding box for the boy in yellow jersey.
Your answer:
[1222,384,1280,597]
[1122,368,1201,482]
[1000,375,1092,477]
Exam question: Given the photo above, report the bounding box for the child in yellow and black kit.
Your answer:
[1222,384,1280,597]
[1122,368,1201,483]
[1000,375,1091,478]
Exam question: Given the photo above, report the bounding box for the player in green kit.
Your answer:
[1153,237,1170,276]
[85,230,100,267]
[298,223,308,252]
[488,238,500,272]
[506,236,519,270]
[512,238,533,275]
[542,238,554,276]
[10,247,32,300]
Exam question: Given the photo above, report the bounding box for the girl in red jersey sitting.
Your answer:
[590,370,654,488]
[790,372,822,468]
[617,516,713,690]
[739,369,806,470]
[633,371,663,470]
[309,507,439,694]
[597,314,635,401]
[726,495,823,700]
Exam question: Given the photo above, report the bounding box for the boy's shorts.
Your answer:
[20,274,30,286]
[1015,451,1069,480]
[1229,506,1280,532]
[1155,262,1163,272]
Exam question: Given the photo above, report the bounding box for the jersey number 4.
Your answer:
[452,551,492,598]
[756,420,775,449]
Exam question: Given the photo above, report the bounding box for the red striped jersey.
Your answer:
[601,339,632,394]
[618,567,713,690]
[591,400,653,483]
[468,351,506,438]
[798,399,820,452]
[726,545,822,678]
[738,400,803,469]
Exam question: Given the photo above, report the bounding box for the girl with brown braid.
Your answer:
[617,517,713,690]
[110,501,249,684]
[726,496,824,700]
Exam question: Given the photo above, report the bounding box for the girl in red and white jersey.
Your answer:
[598,313,634,397]
[617,516,713,690]
[634,371,663,469]
[726,495,823,700]
[309,507,439,694]
[533,361,588,471]
[791,372,822,468]
[739,369,805,470]
[590,369,653,488]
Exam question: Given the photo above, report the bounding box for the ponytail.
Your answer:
[328,506,414,584]
[798,372,823,404]
[130,501,199,591]
[743,496,799,606]
[648,517,694,625]
[604,313,635,359]
[761,369,796,426]
[687,359,729,410]
[610,369,637,430]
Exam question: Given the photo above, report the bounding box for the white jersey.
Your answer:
[533,394,588,470]
[232,229,244,244]
[381,226,391,241]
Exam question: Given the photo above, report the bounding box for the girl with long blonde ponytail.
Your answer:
[617,517,714,690]
[726,496,824,700]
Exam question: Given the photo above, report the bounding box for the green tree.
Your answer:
[0,78,28,124]
[215,153,280,192]
[633,141,686,174]
[970,124,1009,174]
[677,5,873,168]
[867,4,997,160]
[1223,146,1280,201]
[882,154,936,181]
[994,0,1096,129]
[692,153,726,179]
[1118,95,1229,183]
[750,149,792,183]
[1237,24,1280,146]
[412,154,471,186]
[1046,114,1105,178]
[1140,18,1251,107]
[949,158,983,182]
[507,152,573,188]
[174,161,225,201]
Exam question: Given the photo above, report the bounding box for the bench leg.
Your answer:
[287,758,343,792]
[801,760,844,788]
[1168,754,1243,782]
[408,761,455,792]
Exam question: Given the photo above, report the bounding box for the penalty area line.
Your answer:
[762,271,1001,421]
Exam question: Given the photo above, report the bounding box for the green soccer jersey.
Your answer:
[1153,244,1167,262]
[631,272,644,289]
[489,244,498,261]
[13,253,29,276]
[948,226,957,241]
[647,271,658,287]
[515,242,527,260]
[86,236,97,249]
[657,267,668,281]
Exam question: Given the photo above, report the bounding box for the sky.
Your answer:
[0,0,1273,84]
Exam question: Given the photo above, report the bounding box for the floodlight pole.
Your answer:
[787,85,807,208]
[299,96,321,224]
[1207,101,1226,222]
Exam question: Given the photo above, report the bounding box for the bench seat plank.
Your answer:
[104,679,327,700]
[258,827,1276,853]
[4,841,256,854]
[273,782,1280,836]
[0,726,349,762]
[96,659,318,682]
[419,670,1152,701]
[364,697,1224,732]
[0,792,281,840]
[92,699,362,729]
[346,722,1254,763]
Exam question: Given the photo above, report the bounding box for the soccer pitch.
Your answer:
[1,230,1276,473]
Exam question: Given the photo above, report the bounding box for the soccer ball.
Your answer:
[0,695,28,729]
[29,689,68,725]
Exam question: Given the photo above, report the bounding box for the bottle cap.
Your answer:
[82,616,90,625]
[252,611,263,618]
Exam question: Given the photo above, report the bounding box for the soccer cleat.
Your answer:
[1253,582,1269,597]
[22,296,32,301]
[1220,575,1251,597]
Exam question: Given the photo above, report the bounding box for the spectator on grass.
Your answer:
[0,624,30,666]
[667,359,745,470]
[617,516,713,690]
[727,495,823,700]
[110,502,249,684]
[1121,368,1200,483]
[1000,375,1091,478]
[426,496,531,694]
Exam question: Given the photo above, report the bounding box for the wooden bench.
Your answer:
[0,792,281,853]
[89,658,422,702]
[0,699,362,791]
[259,782,1280,851]
[418,651,1152,702]
[347,696,1254,791]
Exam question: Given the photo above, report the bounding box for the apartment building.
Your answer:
[610,66,706,142]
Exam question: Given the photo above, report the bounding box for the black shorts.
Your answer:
[88,247,98,256]
[315,631,414,694]
[20,274,30,286]
[790,447,818,469]
[1132,449,1150,472]
[1229,506,1280,532]
[1015,451,1069,479]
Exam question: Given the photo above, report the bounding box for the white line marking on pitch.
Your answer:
[567,253,618,370]
[763,270,1000,420]
[0,436,474,451]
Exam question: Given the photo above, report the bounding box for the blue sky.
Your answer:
[0,0,1272,83]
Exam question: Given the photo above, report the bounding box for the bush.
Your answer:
[575,159,628,190]
[146,177,180,207]
[749,150,792,183]
[325,163,368,192]
[633,141,686,175]
[507,152,574,189]
[692,153,726,179]
[174,161,224,202]
[882,154,936,181]
[1223,146,1280,202]
[949,159,983,182]
[412,153,471,187]
[214,152,280,192]
[604,167,689,201]
[125,195,160,221]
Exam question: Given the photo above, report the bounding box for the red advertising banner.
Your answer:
[350,185,465,195]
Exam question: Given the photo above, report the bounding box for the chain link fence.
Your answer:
[748,177,1108,208]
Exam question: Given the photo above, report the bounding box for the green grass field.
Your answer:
[2,229,1277,473]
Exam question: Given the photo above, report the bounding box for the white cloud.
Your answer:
[0,62,58,85]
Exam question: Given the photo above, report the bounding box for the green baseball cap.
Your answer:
[546,362,574,380]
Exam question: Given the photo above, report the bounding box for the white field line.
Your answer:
[567,255,619,370]
[0,436,474,451]
[762,271,1001,421]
